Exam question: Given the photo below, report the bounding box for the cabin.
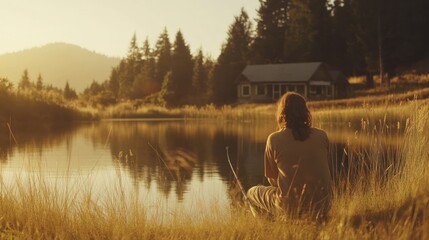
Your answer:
[237,62,349,103]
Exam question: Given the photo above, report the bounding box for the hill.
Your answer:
[0,43,120,92]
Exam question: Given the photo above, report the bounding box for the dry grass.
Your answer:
[101,102,277,121]
[0,101,428,239]
[309,87,429,110]
[0,88,96,123]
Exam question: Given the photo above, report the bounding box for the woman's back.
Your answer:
[265,127,332,213]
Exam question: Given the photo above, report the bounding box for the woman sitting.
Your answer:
[247,92,332,220]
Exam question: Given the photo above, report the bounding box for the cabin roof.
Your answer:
[241,62,324,83]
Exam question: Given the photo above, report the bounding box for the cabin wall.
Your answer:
[237,82,309,103]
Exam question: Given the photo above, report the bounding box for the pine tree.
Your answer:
[192,49,214,104]
[118,34,143,99]
[18,69,32,90]
[154,28,172,89]
[0,78,13,95]
[117,60,132,99]
[203,57,215,102]
[117,33,143,99]
[213,9,252,104]
[64,81,70,98]
[170,30,194,105]
[64,81,77,100]
[129,34,146,99]
[347,0,381,88]
[283,0,330,62]
[108,67,120,98]
[192,49,207,97]
[127,33,143,63]
[36,73,43,90]
[251,0,288,63]
[138,38,157,96]
[132,73,146,99]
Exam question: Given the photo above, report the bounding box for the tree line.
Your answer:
[83,29,215,107]
[84,0,429,106]
[0,68,77,102]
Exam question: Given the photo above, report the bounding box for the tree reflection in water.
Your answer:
[103,120,269,202]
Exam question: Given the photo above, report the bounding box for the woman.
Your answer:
[247,92,332,219]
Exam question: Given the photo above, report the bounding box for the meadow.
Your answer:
[0,98,428,239]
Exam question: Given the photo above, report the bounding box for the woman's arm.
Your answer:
[264,135,279,187]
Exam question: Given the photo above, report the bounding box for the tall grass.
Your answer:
[310,87,429,109]
[0,102,428,239]
[329,102,429,225]
[0,88,95,123]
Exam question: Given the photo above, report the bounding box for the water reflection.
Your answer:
[0,120,404,215]
[0,122,87,163]
[88,120,275,201]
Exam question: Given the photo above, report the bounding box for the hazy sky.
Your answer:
[1,0,260,58]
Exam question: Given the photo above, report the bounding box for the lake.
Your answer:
[0,119,403,221]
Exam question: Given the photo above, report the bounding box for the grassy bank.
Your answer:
[102,101,277,120]
[99,91,429,128]
[0,103,428,239]
[0,89,95,123]
[309,86,429,110]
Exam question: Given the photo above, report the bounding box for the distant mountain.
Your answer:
[0,43,121,92]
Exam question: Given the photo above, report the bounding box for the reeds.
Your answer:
[0,88,96,123]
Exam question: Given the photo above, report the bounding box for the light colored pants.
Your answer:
[247,186,284,217]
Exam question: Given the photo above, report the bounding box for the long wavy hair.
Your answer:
[276,92,312,141]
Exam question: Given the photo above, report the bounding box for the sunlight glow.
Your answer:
[0,0,259,57]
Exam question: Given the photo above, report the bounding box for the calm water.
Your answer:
[0,119,403,220]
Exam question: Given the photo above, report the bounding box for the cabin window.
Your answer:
[267,84,273,97]
[297,85,305,96]
[310,86,322,95]
[281,85,287,95]
[257,85,265,95]
[273,84,281,100]
[274,84,280,91]
[326,86,332,96]
[242,85,250,96]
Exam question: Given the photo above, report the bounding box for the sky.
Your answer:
[0,0,260,58]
